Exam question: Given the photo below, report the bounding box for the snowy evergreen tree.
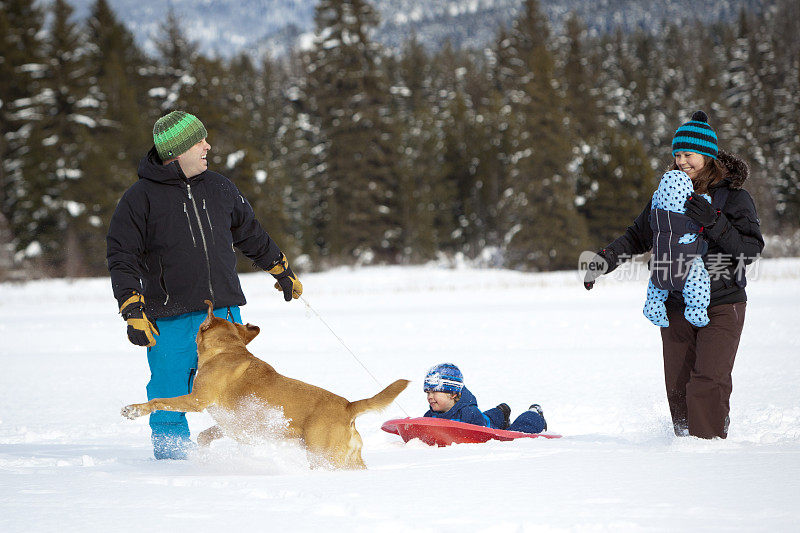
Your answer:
[305,0,402,264]
[768,0,800,228]
[558,13,601,141]
[392,36,453,261]
[13,0,98,275]
[272,61,327,267]
[1,0,795,277]
[576,129,655,247]
[0,0,47,273]
[493,0,590,270]
[81,0,152,274]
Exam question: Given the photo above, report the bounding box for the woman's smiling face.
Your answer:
[674,151,707,180]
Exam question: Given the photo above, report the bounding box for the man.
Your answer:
[107,110,302,459]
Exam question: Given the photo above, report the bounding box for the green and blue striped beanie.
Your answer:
[153,110,208,160]
[671,110,718,160]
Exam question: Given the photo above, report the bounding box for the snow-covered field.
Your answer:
[1,259,799,532]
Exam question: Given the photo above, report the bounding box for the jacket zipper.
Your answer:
[183,203,197,247]
[202,198,215,243]
[159,256,170,305]
[186,182,215,303]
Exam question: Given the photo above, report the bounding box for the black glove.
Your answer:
[267,253,303,302]
[685,195,718,229]
[583,249,617,290]
[119,292,159,347]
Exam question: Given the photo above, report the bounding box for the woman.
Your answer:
[585,111,764,439]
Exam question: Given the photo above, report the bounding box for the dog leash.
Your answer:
[300,295,410,417]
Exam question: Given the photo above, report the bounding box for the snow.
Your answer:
[226,150,246,169]
[1,260,799,531]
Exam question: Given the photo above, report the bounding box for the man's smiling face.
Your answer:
[176,138,211,178]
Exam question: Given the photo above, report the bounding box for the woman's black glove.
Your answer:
[583,248,617,290]
[685,195,719,229]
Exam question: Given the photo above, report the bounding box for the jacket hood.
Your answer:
[451,387,478,411]
[718,150,748,190]
[137,146,191,185]
[439,387,479,416]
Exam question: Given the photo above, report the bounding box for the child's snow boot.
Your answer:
[529,404,547,431]
[496,403,511,429]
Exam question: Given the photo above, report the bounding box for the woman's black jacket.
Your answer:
[604,151,764,307]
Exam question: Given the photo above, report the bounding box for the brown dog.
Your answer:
[121,300,409,469]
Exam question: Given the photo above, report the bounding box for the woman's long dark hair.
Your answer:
[669,155,727,194]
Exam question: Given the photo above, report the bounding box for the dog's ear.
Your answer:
[237,323,260,344]
[197,300,215,332]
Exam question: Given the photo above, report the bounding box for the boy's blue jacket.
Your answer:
[423,387,493,427]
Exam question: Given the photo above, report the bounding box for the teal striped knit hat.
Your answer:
[153,110,208,160]
[671,110,718,160]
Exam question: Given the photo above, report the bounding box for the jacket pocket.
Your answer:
[202,198,215,244]
[158,256,170,306]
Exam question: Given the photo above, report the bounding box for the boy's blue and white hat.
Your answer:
[423,363,464,394]
[672,110,718,160]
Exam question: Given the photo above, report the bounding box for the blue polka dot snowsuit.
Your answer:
[644,170,711,328]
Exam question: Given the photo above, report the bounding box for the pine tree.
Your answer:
[0,0,47,273]
[432,42,486,259]
[224,53,294,270]
[392,36,453,261]
[27,0,99,275]
[148,7,201,114]
[305,0,402,264]
[719,7,779,231]
[493,0,590,270]
[82,0,152,274]
[576,129,655,247]
[558,13,601,140]
[768,0,800,229]
[272,56,327,267]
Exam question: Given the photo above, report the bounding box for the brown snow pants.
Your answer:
[660,302,746,439]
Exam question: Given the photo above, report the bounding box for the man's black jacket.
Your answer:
[107,147,282,319]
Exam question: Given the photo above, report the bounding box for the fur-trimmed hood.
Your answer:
[718,150,748,190]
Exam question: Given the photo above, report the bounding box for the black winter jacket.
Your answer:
[605,151,764,308]
[107,147,282,319]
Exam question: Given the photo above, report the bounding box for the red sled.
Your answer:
[381,417,562,447]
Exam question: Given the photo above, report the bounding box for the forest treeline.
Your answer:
[1,0,798,278]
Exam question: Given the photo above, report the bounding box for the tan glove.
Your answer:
[119,292,159,347]
[267,253,303,301]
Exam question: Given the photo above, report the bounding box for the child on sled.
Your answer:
[422,363,547,434]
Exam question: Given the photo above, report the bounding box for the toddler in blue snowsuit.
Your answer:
[644,170,711,328]
[422,363,547,434]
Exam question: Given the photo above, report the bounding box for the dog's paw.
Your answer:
[121,404,145,419]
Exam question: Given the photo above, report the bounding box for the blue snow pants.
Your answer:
[508,410,547,434]
[146,305,242,459]
[483,407,547,434]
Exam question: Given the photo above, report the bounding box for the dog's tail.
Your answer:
[347,379,410,419]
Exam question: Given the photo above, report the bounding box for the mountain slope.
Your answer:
[66,0,763,58]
